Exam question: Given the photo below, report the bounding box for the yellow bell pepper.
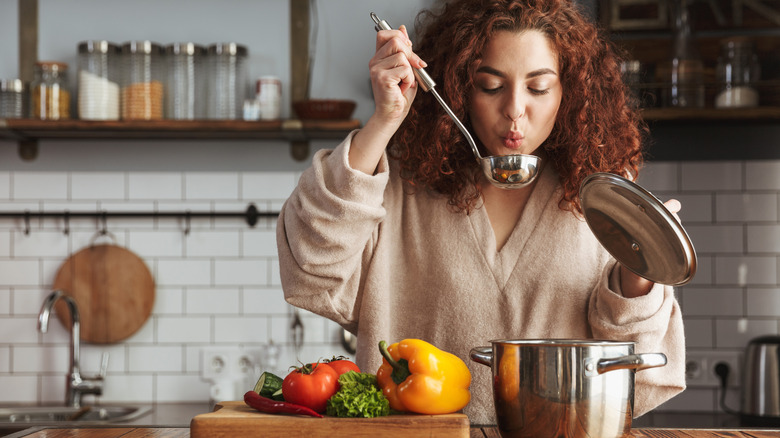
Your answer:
[376,339,471,414]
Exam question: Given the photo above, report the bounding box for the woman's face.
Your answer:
[468,30,562,157]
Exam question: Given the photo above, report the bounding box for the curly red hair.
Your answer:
[389,0,646,213]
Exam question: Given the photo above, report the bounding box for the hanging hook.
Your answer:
[63,210,70,236]
[100,211,108,235]
[23,210,30,235]
[184,211,191,236]
[89,211,117,246]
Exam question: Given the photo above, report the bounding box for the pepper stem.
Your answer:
[378,340,412,384]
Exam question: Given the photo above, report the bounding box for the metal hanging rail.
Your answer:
[0,203,278,235]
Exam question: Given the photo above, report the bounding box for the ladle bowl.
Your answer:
[371,12,541,189]
[483,154,541,188]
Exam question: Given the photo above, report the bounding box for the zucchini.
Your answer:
[253,371,284,399]
[271,388,284,401]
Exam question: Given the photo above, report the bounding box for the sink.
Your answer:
[0,405,152,425]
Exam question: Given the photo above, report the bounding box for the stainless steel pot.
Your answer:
[470,339,667,438]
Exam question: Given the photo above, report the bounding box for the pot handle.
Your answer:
[585,353,667,377]
[469,347,493,367]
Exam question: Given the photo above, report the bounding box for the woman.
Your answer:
[277,0,685,424]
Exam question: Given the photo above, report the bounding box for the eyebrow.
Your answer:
[475,65,558,79]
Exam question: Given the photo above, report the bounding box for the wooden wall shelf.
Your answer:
[8,0,347,162]
[641,106,780,121]
[0,119,360,141]
[0,119,360,161]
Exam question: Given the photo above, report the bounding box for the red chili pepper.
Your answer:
[243,390,323,418]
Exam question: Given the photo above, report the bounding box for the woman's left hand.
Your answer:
[619,198,682,298]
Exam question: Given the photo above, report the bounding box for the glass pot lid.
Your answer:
[579,172,697,286]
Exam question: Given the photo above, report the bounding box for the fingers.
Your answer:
[367,24,429,126]
[374,26,427,71]
[664,198,681,214]
[664,198,682,223]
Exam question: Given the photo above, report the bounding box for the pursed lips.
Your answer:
[501,131,524,149]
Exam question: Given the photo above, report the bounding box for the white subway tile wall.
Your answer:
[0,170,356,406]
[1,161,780,413]
[639,160,780,412]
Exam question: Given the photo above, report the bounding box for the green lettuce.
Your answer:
[326,371,390,418]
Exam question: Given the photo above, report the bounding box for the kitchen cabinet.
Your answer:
[6,0,357,162]
[599,0,780,160]
[602,0,780,115]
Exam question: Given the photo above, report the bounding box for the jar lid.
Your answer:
[35,61,68,71]
[207,43,248,57]
[78,40,119,54]
[121,41,163,55]
[0,79,25,92]
[165,42,206,56]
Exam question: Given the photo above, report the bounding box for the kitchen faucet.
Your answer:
[38,290,108,408]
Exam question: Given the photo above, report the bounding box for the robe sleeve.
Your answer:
[589,263,686,417]
[276,130,389,332]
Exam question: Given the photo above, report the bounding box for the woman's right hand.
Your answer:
[350,25,427,174]
[368,25,426,130]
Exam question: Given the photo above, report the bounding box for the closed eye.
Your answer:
[529,88,550,96]
[480,86,502,94]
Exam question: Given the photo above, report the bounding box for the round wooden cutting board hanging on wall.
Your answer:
[53,244,155,344]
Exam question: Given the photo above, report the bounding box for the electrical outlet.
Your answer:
[685,351,709,386]
[201,346,260,382]
[236,348,263,378]
[200,347,235,381]
[685,350,742,388]
[707,351,741,389]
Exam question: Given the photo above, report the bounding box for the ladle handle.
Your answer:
[369,12,483,161]
[370,12,435,92]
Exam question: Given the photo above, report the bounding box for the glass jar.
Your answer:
[620,60,643,108]
[165,43,206,120]
[78,40,120,120]
[662,0,704,108]
[206,43,248,120]
[256,76,281,120]
[0,79,26,119]
[121,41,164,120]
[715,37,760,108]
[30,61,71,120]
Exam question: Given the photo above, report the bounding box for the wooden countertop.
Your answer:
[7,426,780,437]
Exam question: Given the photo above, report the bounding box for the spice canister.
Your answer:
[165,42,206,120]
[30,61,71,120]
[78,40,120,120]
[121,41,164,120]
[0,79,26,119]
[256,76,281,120]
[206,43,248,120]
[715,37,761,108]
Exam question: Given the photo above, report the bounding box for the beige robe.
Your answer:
[277,131,685,425]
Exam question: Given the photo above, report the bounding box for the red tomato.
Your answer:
[325,356,361,376]
[282,362,339,413]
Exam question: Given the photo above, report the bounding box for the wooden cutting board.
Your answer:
[53,244,155,344]
[190,401,470,438]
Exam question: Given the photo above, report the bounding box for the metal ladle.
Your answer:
[370,12,541,189]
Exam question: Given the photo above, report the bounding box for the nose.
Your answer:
[504,88,526,121]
